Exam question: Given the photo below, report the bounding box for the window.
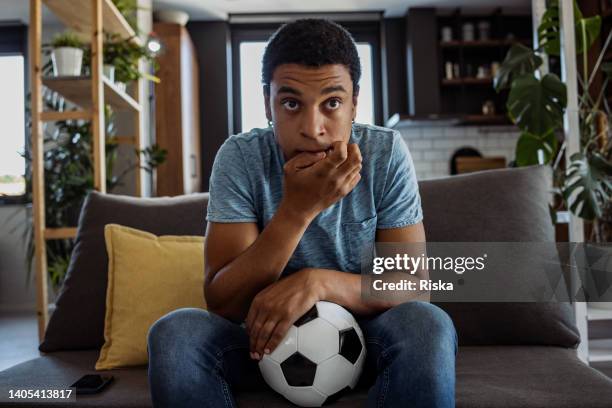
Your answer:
[232,21,382,133]
[0,55,26,198]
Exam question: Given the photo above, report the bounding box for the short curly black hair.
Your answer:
[262,19,361,96]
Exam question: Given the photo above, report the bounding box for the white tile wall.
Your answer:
[400,125,520,180]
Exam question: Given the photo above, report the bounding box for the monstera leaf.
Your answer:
[515,130,559,167]
[507,73,567,136]
[563,152,612,220]
[538,0,601,56]
[494,43,543,92]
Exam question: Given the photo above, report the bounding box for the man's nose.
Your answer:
[300,107,325,140]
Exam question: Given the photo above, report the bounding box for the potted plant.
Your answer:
[49,31,85,76]
[495,0,612,307]
[18,89,167,289]
[104,34,160,91]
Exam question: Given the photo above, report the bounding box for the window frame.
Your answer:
[0,23,28,205]
[230,19,383,133]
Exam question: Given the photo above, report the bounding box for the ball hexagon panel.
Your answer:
[284,386,327,407]
[323,386,352,405]
[269,325,298,364]
[259,355,289,396]
[339,328,363,364]
[280,352,317,387]
[316,301,356,331]
[297,318,339,364]
[312,354,354,396]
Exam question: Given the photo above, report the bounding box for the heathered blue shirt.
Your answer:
[206,123,423,275]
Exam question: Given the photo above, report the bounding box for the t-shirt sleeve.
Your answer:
[206,138,258,223]
[376,131,424,229]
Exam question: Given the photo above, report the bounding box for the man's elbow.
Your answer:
[204,286,246,323]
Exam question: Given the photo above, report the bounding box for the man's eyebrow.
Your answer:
[277,86,301,95]
[321,85,348,95]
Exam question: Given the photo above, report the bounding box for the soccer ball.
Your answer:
[258,301,366,407]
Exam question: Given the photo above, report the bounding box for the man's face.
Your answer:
[264,63,358,161]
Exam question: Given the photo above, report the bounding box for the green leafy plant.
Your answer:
[50,31,84,49]
[81,34,160,84]
[103,34,160,84]
[111,0,138,32]
[495,0,612,242]
[20,89,167,288]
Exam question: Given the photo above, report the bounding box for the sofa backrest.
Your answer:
[40,165,579,352]
[419,165,579,347]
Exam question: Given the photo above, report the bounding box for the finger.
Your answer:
[245,301,261,338]
[249,315,265,356]
[336,144,362,176]
[254,319,279,358]
[341,169,362,196]
[323,141,348,168]
[263,319,293,355]
[286,151,326,171]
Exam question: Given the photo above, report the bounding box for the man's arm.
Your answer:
[205,142,362,323]
[251,222,428,357]
[315,221,429,315]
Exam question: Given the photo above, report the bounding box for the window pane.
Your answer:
[240,42,268,132]
[0,55,25,197]
[239,41,375,133]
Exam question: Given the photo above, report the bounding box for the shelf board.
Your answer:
[462,114,511,125]
[442,77,494,86]
[43,0,140,44]
[589,339,612,363]
[588,306,612,321]
[42,76,141,112]
[44,227,77,240]
[440,39,530,48]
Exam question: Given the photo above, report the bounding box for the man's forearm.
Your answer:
[314,268,431,317]
[206,206,312,321]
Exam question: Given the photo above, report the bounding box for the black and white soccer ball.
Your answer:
[258,301,366,407]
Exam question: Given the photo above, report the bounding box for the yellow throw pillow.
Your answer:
[96,224,206,370]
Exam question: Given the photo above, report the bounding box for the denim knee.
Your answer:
[389,301,458,353]
[147,307,214,358]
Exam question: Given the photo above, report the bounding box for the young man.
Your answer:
[148,19,457,408]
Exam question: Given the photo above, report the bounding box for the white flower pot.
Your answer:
[103,64,115,82]
[115,82,127,93]
[51,47,83,76]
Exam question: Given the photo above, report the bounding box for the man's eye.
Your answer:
[326,99,342,110]
[282,100,300,111]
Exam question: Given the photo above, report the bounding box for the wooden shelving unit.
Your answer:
[30,0,144,342]
[441,77,493,86]
[42,76,141,111]
[436,9,532,121]
[439,38,530,48]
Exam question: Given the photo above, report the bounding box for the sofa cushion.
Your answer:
[39,192,209,352]
[96,224,207,370]
[419,165,580,347]
[2,347,612,407]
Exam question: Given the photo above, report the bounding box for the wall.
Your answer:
[400,125,520,180]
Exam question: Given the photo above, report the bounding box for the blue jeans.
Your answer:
[147,301,458,408]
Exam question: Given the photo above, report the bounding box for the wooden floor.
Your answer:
[0,311,41,371]
[1,311,612,380]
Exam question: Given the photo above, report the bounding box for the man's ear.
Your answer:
[264,86,272,122]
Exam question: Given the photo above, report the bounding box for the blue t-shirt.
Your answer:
[206,123,423,275]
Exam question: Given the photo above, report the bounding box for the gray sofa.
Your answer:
[3,165,612,407]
